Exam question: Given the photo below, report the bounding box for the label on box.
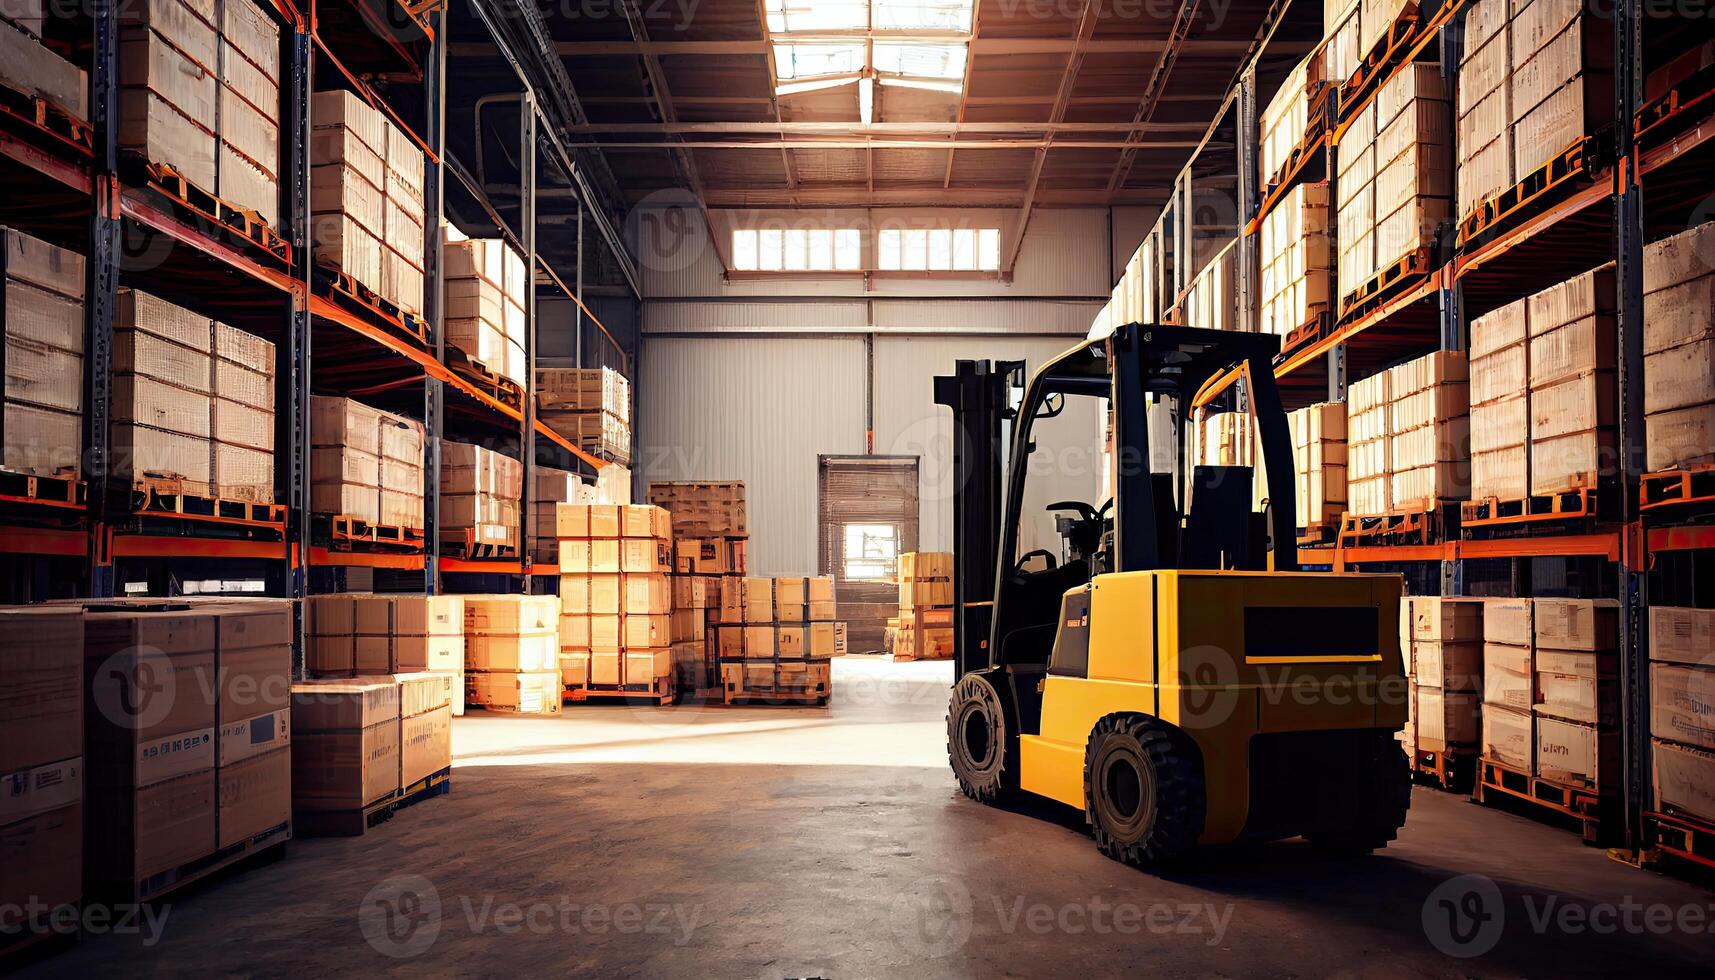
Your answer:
[218,709,290,766]
[138,727,216,784]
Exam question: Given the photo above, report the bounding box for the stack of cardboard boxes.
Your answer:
[530,466,593,566]
[1,608,83,939]
[1347,370,1391,516]
[291,680,400,825]
[441,442,523,555]
[0,5,89,122]
[1258,52,1321,191]
[1288,402,1347,531]
[310,395,425,529]
[1322,0,1363,95]
[650,481,751,654]
[1388,351,1470,511]
[668,568,713,694]
[84,601,292,898]
[303,594,466,714]
[1470,265,1617,501]
[538,367,632,465]
[115,288,277,503]
[1404,597,1482,770]
[465,595,562,713]
[310,90,425,315]
[1510,0,1613,183]
[1480,598,1535,771]
[557,504,673,696]
[1643,222,1715,472]
[1357,0,1408,59]
[1259,182,1332,338]
[2,227,84,479]
[119,0,281,224]
[1336,64,1450,316]
[895,552,954,661]
[1533,599,1620,790]
[1650,608,1715,829]
[1456,0,1515,223]
[714,576,840,703]
[443,228,528,387]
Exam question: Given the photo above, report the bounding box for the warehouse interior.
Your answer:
[4,0,1715,974]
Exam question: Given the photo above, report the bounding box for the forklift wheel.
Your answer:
[1306,735,1411,855]
[947,673,1017,804]
[1083,715,1205,868]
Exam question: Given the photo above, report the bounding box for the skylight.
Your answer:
[763,0,974,105]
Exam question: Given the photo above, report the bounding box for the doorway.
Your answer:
[817,456,919,653]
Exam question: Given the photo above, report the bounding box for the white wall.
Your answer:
[637,206,1145,575]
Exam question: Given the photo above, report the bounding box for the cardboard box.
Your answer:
[1412,640,1482,692]
[623,650,670,685]
[217,708,289,767]
[292,723,399,811]
[464,595,559,635]
[84,607,218,746]
[1482,704,1533,771]
[1534,598,1617,651]
[1483,642,1533,711]
[1653,739,1715,824]
[0,606,82,776]
[1412,596,1483,642]
[1651,607,1715,666]
[468,670,561,713]
[400,705,451,787]
[559,651,590,689]
[669,608,705,643]
[623,614,668,650]
[1534,715,1616,789]
[1416,687,1479,749]
[0,802,81,925]
[1535,649,1617,726]
[590,652,621,687]
[1650,663,1715,750]
[1484,598,1533,647]
[216,747,289,848]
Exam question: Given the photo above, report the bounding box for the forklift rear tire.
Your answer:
[1084,715,1205,868]
[1306,734,1411,855]
[948,673,1018,804]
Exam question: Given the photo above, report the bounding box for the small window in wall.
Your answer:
[732,227,864,271]
[841,523,899,580]
[877,227,1001,271]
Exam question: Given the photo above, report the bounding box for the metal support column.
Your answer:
[424,9,447,594]
[1324,86,1347,406]
[1612,0,1649,851]
[1437,18,1465,356]
[85,0,120,598]
[574,200,584,368]
[1235,69,1259,336]
[283,25,312,674]
[519,93,537,589]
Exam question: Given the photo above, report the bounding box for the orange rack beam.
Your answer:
[108,535,292,561]
[439,557,527,575]
[0,526,88,557]
[309,546,427,570]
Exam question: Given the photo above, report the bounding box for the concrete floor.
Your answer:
[23,657,1715,977]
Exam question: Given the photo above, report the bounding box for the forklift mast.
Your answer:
[932,359,1025,678]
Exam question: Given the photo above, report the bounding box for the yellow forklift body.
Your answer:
[1018,570,1405,843]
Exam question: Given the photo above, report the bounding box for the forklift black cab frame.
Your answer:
[936,322,1299,677]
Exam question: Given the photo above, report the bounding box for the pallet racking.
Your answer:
[1119,0,1715,858]
[0,0,638,663]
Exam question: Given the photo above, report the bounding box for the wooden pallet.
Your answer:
[1636,60,1715,151]
[1337,0,1423,125]
[446,346,523,410]
[1337,244,1437,327]
[294,768,451,838]
[564,674,675,705]
[1646,810,1715,871]
[319,513,426,550]
[1277,309,1334,365]
[0,467,84,509]
[312,258,431,348]
[1474,757,1613,846]
[0,904,81,964]
[439,528,518,560]
[133,478,286,525]
[102,821,290,903]
[1641,465,1715,513]
[1456,133,1609,250]
[0,76,92,154]
[130,157,291,264]
[1338,501,1457,548]
[1461,485,1605,535]
[1410,745,1477,793]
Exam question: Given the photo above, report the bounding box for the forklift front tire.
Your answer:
[1084,715,1205,868]
[948,673,1018,804]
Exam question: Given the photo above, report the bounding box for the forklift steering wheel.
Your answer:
[1015,549,1059,575]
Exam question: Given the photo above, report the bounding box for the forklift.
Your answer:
[932,323,1410,867]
